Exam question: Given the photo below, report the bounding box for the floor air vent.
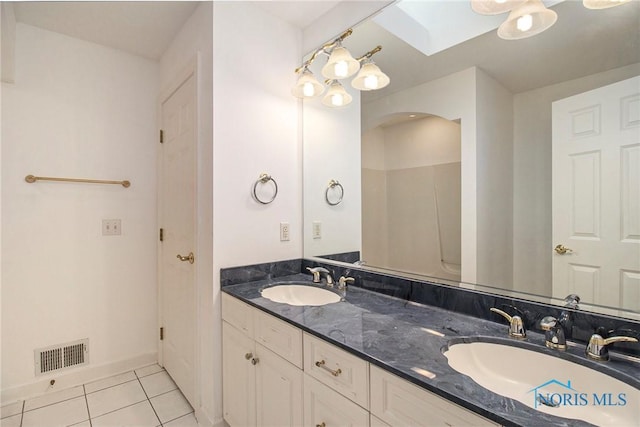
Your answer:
[35,339,89,376]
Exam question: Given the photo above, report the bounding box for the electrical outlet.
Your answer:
[312,221,322,239]
[102,219,121,236]
[280,222,290,241]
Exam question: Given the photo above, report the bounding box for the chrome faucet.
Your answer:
[490,307,526,339]
[540,316,568,350]
[336,276,354,299]
[306,266,334,286]
[539,294,580,351]
[338,276,354,290]
[586,333,638,361]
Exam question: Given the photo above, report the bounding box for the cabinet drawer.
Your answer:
[221,293,254,338]
[304,374,369,427]
[254,309,303,368]
[370,365,499,427]
[303,333,369,409]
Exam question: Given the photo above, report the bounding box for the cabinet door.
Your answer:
[304,374,369,427]
[255,343,303,427]
[370,365,499,427]
[222,321,256,427]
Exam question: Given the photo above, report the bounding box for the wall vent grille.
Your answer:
[35,339,89,376]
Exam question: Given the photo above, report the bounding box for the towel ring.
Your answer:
[325,179,344,206]
[253,173,278,204]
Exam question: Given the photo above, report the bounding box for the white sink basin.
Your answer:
[443,340,640,426]
[261,284,341,306]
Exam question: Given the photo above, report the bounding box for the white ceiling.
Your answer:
[343,0,640,100]
[11,1,342,61]
[253,0,342,29]
[12,1,200,60]
[10,0,639,98]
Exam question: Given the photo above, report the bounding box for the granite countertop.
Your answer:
[222,274,640,427]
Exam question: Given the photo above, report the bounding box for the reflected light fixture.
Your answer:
[497,0,557,40]
[322,80,353,107]
[322,43,360,80]
[583,0,632,9]
[351,46,390,91]
[471,0,527,15]
[291,68,325,98]
[292,29,390,107]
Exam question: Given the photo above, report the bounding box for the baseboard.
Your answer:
[1,352,157,403]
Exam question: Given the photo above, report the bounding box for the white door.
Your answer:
[552,76,640,311]
[159,72,197,406]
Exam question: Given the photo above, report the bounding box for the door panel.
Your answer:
[552,76,640,312]
[160,72,197,406]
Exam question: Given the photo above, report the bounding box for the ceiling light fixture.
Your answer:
[496,0,557,40]
[292,29,390,107]
[473,0,632,41]
[583,0,632,9]
[470,0,527,15]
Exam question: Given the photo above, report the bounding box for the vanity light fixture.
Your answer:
[322,80,353,107]
[291,68,325,98]
[496,0,557,40]
[322,42,360,80]
[583,0,632,9]
[292,29,390,107]
[351,46,390,91]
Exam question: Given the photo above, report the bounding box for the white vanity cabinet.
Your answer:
[222,293,501,427]
[304,374,370,427]
[370,365,500,426]
[222,294,303,427]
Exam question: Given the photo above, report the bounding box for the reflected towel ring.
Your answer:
[325,179,344,206]
[253,173,278,204]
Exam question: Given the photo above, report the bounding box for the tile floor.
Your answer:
[0,364,197,427]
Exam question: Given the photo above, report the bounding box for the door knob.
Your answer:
[554,245,573,255]
[176,252,195,264]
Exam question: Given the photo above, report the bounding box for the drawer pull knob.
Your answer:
[251,357,260,365]
[316,423,326,427]
[245,352,253,360]
[315,360,342,377]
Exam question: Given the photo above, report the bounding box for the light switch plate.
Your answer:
[102,219,121,236]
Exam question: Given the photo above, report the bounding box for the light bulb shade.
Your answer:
[322,81,353,108]
[291,69,325,98]
[583,0,632,9]
[497,0,557,40]
[351,62,390,91]
[321,46,360,80]
[471,0,527,15]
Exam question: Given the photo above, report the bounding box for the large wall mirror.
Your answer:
[302,0,640,319]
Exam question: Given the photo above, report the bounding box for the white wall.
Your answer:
[362,67,516,287]
[212,2,302,421]
[159,2,214,425]
[303,84,362,258]
[475,70,513,288]
[1,24,159,398]
[363,67,478,282]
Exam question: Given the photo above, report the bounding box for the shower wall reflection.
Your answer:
[362,115,461,280]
